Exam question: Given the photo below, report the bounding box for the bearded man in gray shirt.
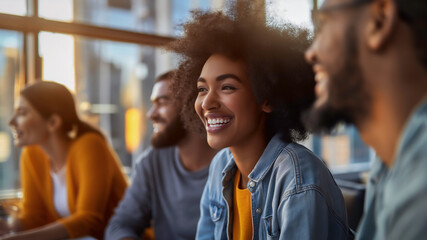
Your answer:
[105,70,217,240]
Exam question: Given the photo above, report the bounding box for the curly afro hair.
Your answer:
[167,9,315,143]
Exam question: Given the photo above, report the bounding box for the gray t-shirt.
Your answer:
[105,146,210,240]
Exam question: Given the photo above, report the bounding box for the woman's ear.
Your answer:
[261,101,272,113]
[47,114,63,132]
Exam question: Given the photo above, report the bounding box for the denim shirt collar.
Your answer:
[221,134,288,185]
[395,95,427,165]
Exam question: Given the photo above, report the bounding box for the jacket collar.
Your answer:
[221,134,288,183]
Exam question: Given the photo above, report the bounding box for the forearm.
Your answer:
[0,221,68,240]
[105,205,148,240]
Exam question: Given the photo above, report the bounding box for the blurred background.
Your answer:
[0,0,372,198]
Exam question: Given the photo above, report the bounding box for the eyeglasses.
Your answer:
[318,0,375,13]
[313,0,375,34]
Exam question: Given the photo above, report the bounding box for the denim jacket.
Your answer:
[196,134,351,240]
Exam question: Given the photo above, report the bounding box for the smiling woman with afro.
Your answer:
[167,6,351,240]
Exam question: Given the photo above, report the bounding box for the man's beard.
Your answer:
[151,115,187,148]
[303,21,371,133]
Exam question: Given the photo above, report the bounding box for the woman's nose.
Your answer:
[8,115,16,127]
[201,91,220,110]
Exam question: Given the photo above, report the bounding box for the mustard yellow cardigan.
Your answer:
[18,133,128,239]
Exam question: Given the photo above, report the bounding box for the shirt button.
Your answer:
[249,181,255,187]
[256,208,262,214]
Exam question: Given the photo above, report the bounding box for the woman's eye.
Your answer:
[314,15,327,35]
[197,87,208,93]
[17,110,26,116]
[222,85,236,91]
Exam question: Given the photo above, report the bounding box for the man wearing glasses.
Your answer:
[304,0,427,239]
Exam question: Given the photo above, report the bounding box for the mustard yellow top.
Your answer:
[232,170,253,240]
[18,133,128,239]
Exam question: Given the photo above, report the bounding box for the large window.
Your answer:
[0,0,228,194]
[0,0,27,16]
[37,0,224,36]
[38,32,156,170]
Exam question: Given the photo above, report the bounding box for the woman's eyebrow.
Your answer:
[216,73,241,82]
[197,74,242,83]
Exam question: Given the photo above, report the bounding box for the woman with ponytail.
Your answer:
[1,81,128,240]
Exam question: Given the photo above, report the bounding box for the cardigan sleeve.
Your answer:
[57,133,125,238]
[18,147,51,229]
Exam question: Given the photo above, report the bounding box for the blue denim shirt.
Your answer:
[196,134,351,240]
[357,96,427,240]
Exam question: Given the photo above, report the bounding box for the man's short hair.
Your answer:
[155,70,177,83]
[395,0,427,67]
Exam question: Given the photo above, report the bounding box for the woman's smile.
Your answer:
[205,115,233,133]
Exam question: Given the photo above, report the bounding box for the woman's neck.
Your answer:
[40,134,72,173]
[229,130,268,189]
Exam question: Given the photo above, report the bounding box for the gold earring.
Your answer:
[67,124,78,139]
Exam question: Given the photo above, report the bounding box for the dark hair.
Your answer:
[155,69,177,83]
[20,81,103,139]
[395,0,427,68]
[167,10,315,142]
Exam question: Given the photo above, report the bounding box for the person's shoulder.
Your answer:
[74,132,105,146]
[275,142,333,185]
[70,133,113,157]
[21,145,47,163]
[136,146,176,166]
[22,144,44,155]
[143,145,175,158]
[279,142,324,166]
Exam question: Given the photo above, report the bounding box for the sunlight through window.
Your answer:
[39,0,73,22]
[0,0,26,16]
[39,32,76,92]
[266,0,313,30]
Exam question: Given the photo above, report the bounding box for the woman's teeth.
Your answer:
[207,118,231,127]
